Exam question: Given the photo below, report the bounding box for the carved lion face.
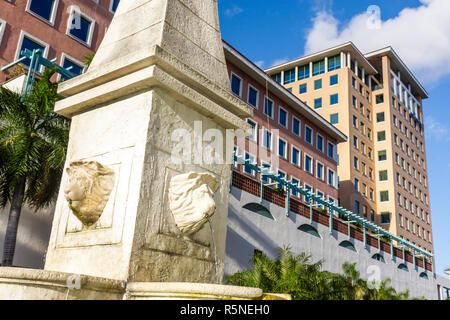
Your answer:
[168,172,219,235]
[64,161,115,227]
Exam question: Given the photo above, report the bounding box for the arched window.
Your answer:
[372,253,385,263]
[419,272,429,280]
[339,240,357,252]
[398,264,409,272]
[298,224,321,238]
[242,203,274,220]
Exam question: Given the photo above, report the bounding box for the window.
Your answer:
[317,162,324,181]
[60,54,85,81]
[378,150,387,161]
[278,138,287,159]
[292,147,300,167]
[328,55,341,71]
[377,131,386,142]
[328,142,335,160]
[279,107,288,128]
[299,83,307,94]
[27,0,59,24]
[110,0,121,13]
[353,116,357,128]
[298,65,310,80]
[328,169,336,187]
[230,73,242,97]
[264,97,274,118]
[248,85,259,108]
[354,157,358,170]
[317,135,324,152]
[261,163,271,183]
[16,31,49,68]
[67,7,95,47]
[314,98,322,109]
[352,77,356,88]
[376,94,384,104]
[305,126,313,144]
[330,94,339,105]
[354,178,359,191]
[284,68,296,84]
[354,200,360,214]
[330,113,339,124]
[304,184,313,203]
[262,129,272,151]
[381,212,390,224]
[305,154,313,174]
[271,73,281,83]
[0,19,5,46]
[379,170,388,181]
[353,136,358,148]
[247,119,257,142]
[291,178,300,198]
[292,117,301,136]
[376,112,385,123]
[314,79,322,90]
[277,171,286,189]
[243,203,274,220]
[352,96,356,107]
[330,74,339,86]
[380,191,389,202]
[244,153,256,176]
[313,60,325,76]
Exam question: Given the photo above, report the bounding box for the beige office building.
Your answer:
[266,42,433,253]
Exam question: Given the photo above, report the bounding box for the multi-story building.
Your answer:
[265,42,433,253]
[0,0,120,84]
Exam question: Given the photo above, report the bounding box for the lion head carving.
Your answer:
[168,172,219,235]
[64,161,115,228]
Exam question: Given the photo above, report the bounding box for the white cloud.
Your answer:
[304,0,450,83]
[224,5,243,18]
[424,116,450,142]
[270,57,291,68]
[254,60,265,69]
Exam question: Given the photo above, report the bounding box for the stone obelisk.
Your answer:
[44,0,252,284]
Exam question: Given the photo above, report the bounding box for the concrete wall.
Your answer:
[0,205,54,269]
[225,187,450,299]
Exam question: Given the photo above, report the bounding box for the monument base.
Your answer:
[0,267,290,300]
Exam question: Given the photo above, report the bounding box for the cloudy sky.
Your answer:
[218,0,450,276]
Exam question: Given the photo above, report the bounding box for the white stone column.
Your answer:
[309,61,313,77]
[295,66,299,81]
[324,57,328,73]
[281,70,285,85]
[362,68,365,83]
[368,76,372,90]
[347,53,351,70]
[341,52,346,68]
[355,60,359,77]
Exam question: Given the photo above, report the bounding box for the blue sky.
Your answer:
[218,0,450,276]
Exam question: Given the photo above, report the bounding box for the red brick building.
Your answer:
[0,0,119,83]
[224,41,347,206]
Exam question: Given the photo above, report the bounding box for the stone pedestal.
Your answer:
[43,0,252,285]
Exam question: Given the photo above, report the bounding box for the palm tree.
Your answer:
[0,69,69,266]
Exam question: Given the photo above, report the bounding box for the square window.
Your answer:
[379,170,388,181]
[380,191,389,202]
[60,54,85,81]
[330,113,339,124]
[17,33,48,68]
[378,150,387,161]
[27,0,58,24]
[299,83,307,94]
[314,79,322,90]
[330,94,339,105]
[328,55,341,71]
[381,212,390,224]
[377,131,386,142]
[313,60,325,76]
[271,73,282,83]
[330,74,338,86]
[376,112,385,123]
[284,68,296,84]
[67,8,95,46]
[314,98,322,109]
[376,94,384,104]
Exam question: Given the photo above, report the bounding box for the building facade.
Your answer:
[265,43,433,254]
[0,0,120,84]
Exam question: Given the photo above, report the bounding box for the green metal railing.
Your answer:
[231,151,434,274]
[1,48,77,97]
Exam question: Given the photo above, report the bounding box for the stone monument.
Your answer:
[0,0,290,300]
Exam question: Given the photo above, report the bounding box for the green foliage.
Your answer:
[227,247,415,300]
[83,51,96,67]
[0,68,70,210]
